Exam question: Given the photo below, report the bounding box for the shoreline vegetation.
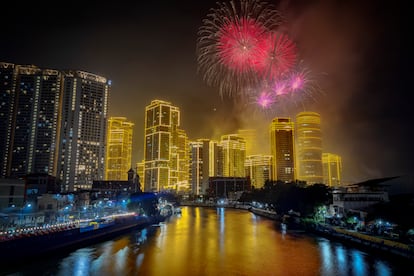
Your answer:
[180,201,414,260]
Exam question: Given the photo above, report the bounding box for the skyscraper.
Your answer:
[105,117,134,181]
[245,154,273,189]
[269,118,296,182]
[143,99,188,192]
[0,63,63,178]
[296,111,323,184]
[322,153,342,187]
[189,139,223,195]
[0,62,17,177]
[189,140,203,195]
[220,134,246,177]
[172,128,189,192]
[58,71,110,191]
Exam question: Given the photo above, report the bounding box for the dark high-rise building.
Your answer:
[0,63,62,178]
[0,62,16,178]
[57,71,110,191]
[1,62,110,193]
[269,117,296,182]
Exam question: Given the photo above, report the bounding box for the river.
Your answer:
[2,206,412,275]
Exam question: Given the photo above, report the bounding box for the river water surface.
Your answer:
[3,206,411,275]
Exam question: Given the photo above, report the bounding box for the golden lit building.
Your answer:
[105,117,134,181]
[322,153,342,187]
[296,111,323,185]
[189,139,223,195]
[172,128,190,193]
[269,118,296,182]
[220,134,246,177]
[245,155,273,189]
[189,140,203,195]
[143,100,188,192]
[136,161,144,186]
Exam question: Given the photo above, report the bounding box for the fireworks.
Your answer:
[249,62,323,114]
[197,0,322,114]
[197,0,283,98]
[257,32,297,79]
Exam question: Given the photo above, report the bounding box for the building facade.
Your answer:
[57,71,110,191]
[269,117,296,182]
[0,62,63,178]
[296,111,323,184]
[245,154,273,189]
[220,134,246,177]
[189,139,223,195]
[143,100,188,192]
[105,117,134,181]
[322,152,342,187]
[0,62,16,178]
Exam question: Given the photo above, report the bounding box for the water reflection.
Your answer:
[4,206,406,275]
[318,237,394,276]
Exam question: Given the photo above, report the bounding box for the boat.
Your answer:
[0,213,155,264]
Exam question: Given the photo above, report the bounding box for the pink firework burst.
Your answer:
[256,91,274,108]
[196,0,284,98]
[288,72,305,92]
[257,32,297,79]
[218,18,267,74]
[272,80,288,95]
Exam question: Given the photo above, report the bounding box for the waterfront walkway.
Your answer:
[311,223,414,260]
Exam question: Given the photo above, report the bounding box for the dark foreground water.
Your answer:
[2,206,412,276]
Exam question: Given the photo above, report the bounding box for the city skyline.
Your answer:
[0,0,407,184]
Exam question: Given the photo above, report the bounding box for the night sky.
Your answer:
[1,0,408,184]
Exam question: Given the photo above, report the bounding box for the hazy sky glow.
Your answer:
[1,0,406,183]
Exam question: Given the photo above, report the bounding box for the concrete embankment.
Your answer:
[307,223,414,260]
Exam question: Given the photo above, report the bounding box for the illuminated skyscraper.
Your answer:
[189,140,203,195]
[171,128,189,192]
[0,62,63,178]
[143,100,188,192]
[269,118,296,182]
[296,111,323,184]
[220,134,246,177]
[136,161,144,183]
[105,117,134,181]
[58,71,110,191]
[0,62,17,177]
[245,155,273,189]
[189,139,223,195]
[322,153,342,187]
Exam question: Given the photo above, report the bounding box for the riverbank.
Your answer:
[0,214,166,265]
[304,222,414,260]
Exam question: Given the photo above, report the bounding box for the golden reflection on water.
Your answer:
[136,207,321,276]
[5,206,399,275]
[48,206,397,276]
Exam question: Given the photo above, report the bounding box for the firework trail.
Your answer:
[197,0,284,98]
